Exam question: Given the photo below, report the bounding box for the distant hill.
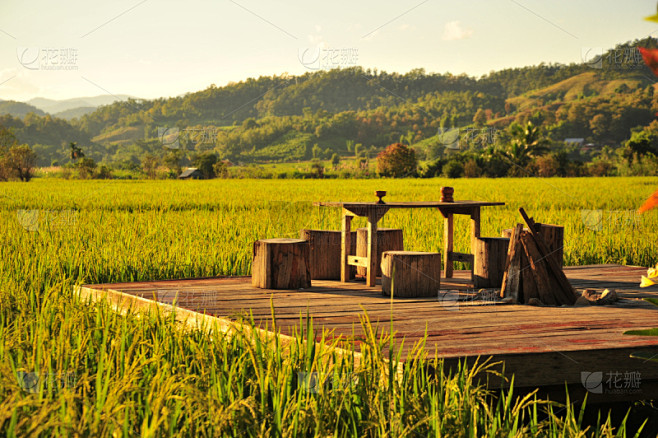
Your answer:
[53,106,97,120]
[2,37,657,167]
[0,100,46,118]
[28,95,135,114]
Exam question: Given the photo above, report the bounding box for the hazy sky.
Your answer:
[1,0,657,101]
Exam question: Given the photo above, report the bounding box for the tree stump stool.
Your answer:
[252,238,311,289]
[502,223,564,267]
[356,228,404,277]
[473,237,510,288]
[381,251,441,298]
[299,229,356,280]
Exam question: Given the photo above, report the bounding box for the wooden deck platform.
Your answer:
[78,264,658,402]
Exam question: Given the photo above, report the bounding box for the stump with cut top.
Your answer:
[299,229,356,280]
[502,223,564,268]
[381,251,441,298]
[252,238,311,289]
[356,228,404,277]
[474,237,510,288]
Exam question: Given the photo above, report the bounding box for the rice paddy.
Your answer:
[0,176,656,436]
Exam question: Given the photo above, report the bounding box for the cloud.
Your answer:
[442,20,473,41]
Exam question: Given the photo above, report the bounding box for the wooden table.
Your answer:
[315,201,505,287]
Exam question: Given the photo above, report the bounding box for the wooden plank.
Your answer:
[347,256,368,267]
[520,231,556,305]
[316,201,505,209]
[341,211,353,282]
[443,213,454,278]
[448,252,473,263]
[500,224,524,301]
[366,211,378,287]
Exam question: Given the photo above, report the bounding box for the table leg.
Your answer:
[341,212,353,282]
[444,213,454,278]
[366,212,378,287]
[470,207,481,283]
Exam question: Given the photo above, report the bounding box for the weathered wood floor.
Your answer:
[79,264,658,402]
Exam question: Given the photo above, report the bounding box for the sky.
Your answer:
[1,0,658,102]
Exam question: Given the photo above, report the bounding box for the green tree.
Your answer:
[69,142,84,161]
[312,144,322,159]
[473,108,487,127]
[442,160,464,178]
[376,143,417,177]
[76,157,97,179]
[194,152,218,179]
[163,150,183,177]
[502,121,549,171]
[331,153,340,169]
[6,145,37,182]
[213,160,229,178]
[310,160,324,178]
[142,154,159,179]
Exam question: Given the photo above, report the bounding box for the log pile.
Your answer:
[500,209,577,306]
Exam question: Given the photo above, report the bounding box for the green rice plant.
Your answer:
[1,176,655,436]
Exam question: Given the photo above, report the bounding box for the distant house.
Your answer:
[564,138,585,147]
[581,143,601,153]
[178,167,202,180]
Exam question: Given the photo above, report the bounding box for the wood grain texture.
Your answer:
[474,237,509,288]
[300,229,356,280]
[82,264,658,398]
[381,251,441,297]
[356,228,404,277]
[252,238,311,289]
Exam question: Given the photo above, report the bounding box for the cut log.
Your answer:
[381,251,441,298]
[500,224,524,301]
[474,237,510,288]
[356,228,404,277]
[252,238,311,289]
[299,229,356,280]
[518,209,576,305]
[519,231,557,305]
[500,213,575,306]
[502,223,564,267]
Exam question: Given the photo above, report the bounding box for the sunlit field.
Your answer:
[0,176,656,436]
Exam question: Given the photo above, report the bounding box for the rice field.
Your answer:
[0,176,656,436]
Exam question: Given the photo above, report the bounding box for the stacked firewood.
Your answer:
[500,209,577,306]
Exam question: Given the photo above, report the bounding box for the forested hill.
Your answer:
[3,38,658,166]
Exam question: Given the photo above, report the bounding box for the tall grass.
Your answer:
[0,176,655,436]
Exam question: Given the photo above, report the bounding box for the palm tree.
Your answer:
[501,121,549,169]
